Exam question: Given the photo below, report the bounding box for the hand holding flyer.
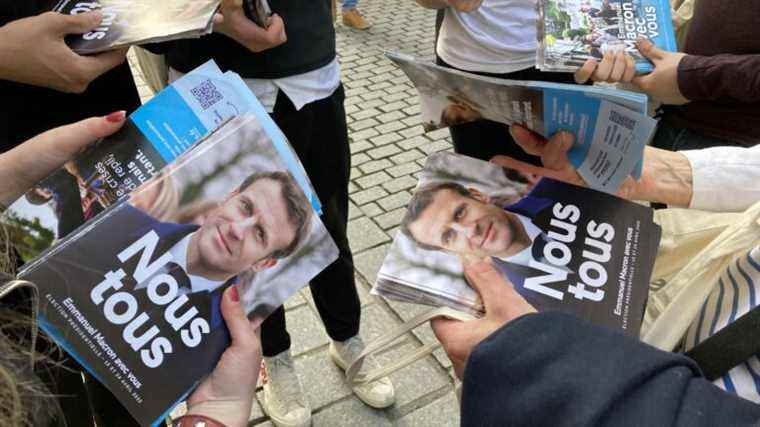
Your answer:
[388,53,655,194]
[373,152,661,338]
[2,61,338,426]
[431,259,537,378]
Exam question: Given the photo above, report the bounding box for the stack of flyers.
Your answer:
[53,0,221,54]
[372,152,662,337]
[536,0,677,73]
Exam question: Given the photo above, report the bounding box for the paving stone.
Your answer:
[401,116,422,127]
[349,127,380,141]
[354,275,376,307]
[375,120,407,134]
[391,149,426,165]
[400,126,426,138]
[284,291,307,311]
[349,118,380,132]
[312,397,392,427]
[286,305,329,356]
[397,392,460,427]
[348,200,363,220]
[358,158,393,175]
[351,152,371,167]
[420,139,453,155]
[386,162,422,178]
[377,110,406,124]
[377,191,412,211]
[349,140,373,154]
[354,244,391,285]
[351,107,382,121]
[358,99,385,110]
[295,349,353,410]
[348,181,359,194]
[382,175,418,193]
[403,104,421,115]
[356,170,393,189]
[375,208,406,230]
[396,135,430,151]
[383,92,411,103]
[367,144,402,160]
[347,217,390,252]
[350,186,388,205]
[377,343,451,410]
[368,81,394,92]
[359,202,384,217]
[379,101,408,113]
[369,132,403,146]
[385,83,412,94]
[428,127,452,140]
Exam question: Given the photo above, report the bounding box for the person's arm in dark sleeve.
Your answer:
[460,312,760,427]
[678,54,760,103]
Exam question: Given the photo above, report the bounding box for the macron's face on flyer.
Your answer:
[409,187,526,260]
[194,177,297,277]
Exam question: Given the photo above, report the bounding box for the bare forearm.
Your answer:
[631,147,693,207]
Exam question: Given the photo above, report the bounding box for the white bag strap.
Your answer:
[346,306,474,384]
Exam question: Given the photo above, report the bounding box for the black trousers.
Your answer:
[261,84,361,357]
[436,57,578,164]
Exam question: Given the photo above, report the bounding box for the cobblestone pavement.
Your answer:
[130,1,459,425]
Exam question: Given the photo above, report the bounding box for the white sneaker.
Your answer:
[260,350,311,427]
[329,336,396,409]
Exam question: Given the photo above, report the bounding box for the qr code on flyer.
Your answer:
[190,79,223,110]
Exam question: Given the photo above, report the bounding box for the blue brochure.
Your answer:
[389,53,656,194]
[537,0,678,74]
[3,62,336,426]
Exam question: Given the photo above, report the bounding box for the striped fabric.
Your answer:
[683,246,760,403]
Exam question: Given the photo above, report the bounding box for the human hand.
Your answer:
[0,11,128,93]
[574,39,688,105]
[213,0,287,53]
[186,285,262,427]
[445,0,484,12]
[490,125,649,200]
[631,38,688,105]
[574,49,636,84]
[431,260,536,378]
[0,112,127,206]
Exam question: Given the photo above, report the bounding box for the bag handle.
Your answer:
[346,306,474,384]
[685,304,760,381]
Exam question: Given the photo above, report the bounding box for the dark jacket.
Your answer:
[461,312,760,426]
[664,0,760,145]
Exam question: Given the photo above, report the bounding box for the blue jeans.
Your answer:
[342,0,358,10]
[651,120,744,151]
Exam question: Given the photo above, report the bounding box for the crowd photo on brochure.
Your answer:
[0,0,759,426]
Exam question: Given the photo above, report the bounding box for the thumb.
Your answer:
[430,316,465,345]
[220,285,257,349]
[78,48,128,79]
[509,124,548,157]
[51,10,104,36]
[33,112,126,160]
[463,259,510,313]
[635,37,664,63]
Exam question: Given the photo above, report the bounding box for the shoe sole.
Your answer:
[260,386,312,427]
[328,343,395,409]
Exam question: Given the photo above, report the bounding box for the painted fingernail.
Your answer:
[228,285,239,302]
[105,111,126,123]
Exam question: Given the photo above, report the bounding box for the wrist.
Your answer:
[631,147,693,207]
[186,400,251,427]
